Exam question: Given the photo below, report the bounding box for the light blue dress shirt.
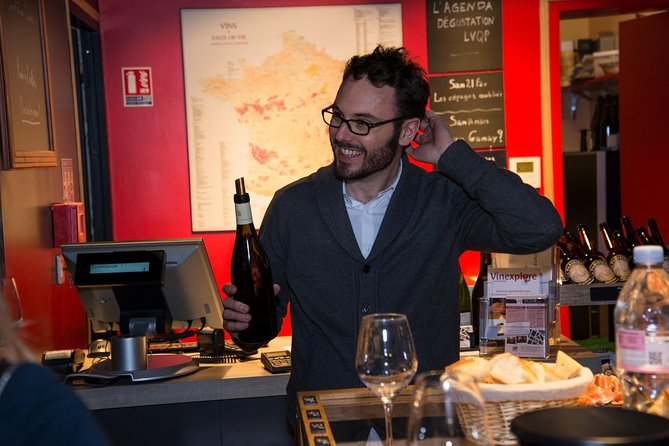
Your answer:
[343,160,403,258]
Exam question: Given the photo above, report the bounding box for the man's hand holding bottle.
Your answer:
[222,283,281,338]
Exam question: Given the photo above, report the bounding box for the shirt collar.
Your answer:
[342,158,403,206]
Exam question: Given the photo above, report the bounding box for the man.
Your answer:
[222,46,563,425]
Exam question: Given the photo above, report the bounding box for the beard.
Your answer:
[333,127,402,181]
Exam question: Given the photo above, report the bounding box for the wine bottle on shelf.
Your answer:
[590,95,604,151]
[636,226,654,245]
[621,216,641,248]
[638,224,669,274]
[608,94,619,151]
[612,229,633,256]
[231,177,279,350]
[599,222,631,282]
[458,272,473,350]
[597,95,611,151]
[647,218,668,249]
[576,224,617,283]
[471,252,492,349]
[556,232,593,285]
[603,94,619,151]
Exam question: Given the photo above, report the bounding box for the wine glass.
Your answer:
[355,313,418,446]
[407,370,489,446]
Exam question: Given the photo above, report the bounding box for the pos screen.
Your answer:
[73,250,166,287]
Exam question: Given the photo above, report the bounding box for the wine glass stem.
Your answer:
[383,401,394,446]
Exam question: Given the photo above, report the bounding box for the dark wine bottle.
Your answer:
[612,229,633,255]
[590,95,604,150]
[556,232,593,285]
[636,226,654,245]
[597,95,611,151]
[459,272,471,325]
[576,224,617,283]
[471,252,492,349]
[603,94,619,151]
[599,222,631,281]
[458,271,473,350]
[640,220,669,274]
[620,215,641,248]
[647,218,667,249]
[231,177,279,349]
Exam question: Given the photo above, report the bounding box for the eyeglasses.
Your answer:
[321,106,406,136]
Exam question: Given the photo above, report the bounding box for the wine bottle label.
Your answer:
[564,259,592,284]
[617,328,669,374]
[589,259,617,283]
[460,312,471,325]
[609,255,630,280]
[459,324,474,349]
[234,202,253,225]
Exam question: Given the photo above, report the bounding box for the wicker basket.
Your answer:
[454,367,594,445]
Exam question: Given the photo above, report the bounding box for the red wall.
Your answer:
[99,0,550,336]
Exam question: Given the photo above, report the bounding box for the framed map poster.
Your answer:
[181,5,402,232]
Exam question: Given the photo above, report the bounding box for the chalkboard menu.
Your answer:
[0,0,54,168]
[426,0,503,73]
[429,72,505,149]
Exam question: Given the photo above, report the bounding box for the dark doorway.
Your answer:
[71,18,112,241]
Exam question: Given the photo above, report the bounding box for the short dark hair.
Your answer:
[342,46,429,120]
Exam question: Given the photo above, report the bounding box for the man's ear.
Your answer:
[398,117,421,147]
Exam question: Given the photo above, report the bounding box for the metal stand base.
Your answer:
[90,354,199,382]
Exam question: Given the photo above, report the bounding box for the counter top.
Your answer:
[74,336,604,412]
[73,336,292,411]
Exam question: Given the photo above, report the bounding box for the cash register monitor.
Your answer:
[60,238,224,336]
[60,239,224,381]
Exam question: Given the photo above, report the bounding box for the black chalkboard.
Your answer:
[426,0,503,73]
[0,0,54,168]
[429,72,506,149]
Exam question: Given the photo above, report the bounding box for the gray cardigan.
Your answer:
[259,140,563,420]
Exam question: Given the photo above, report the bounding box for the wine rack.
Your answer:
[557,282,622,307]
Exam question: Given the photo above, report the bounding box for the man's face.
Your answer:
[329,77,403,181]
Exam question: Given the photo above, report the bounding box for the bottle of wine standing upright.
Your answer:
[458,272,473,350]
[471,252,492,349]
[231,177,279,350]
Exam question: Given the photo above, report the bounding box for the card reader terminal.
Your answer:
[261,350,291,373]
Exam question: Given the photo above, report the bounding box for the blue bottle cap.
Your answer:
[633,245,664,265]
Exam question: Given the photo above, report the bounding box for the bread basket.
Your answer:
[454,366,594,446]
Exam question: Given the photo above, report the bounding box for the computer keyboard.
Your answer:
[147,340,199,353]
[148,339,257,359]
[192,355,239,365]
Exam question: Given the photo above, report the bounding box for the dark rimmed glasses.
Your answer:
[321,106,406,136]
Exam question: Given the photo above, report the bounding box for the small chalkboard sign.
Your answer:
[426,0,503,73]
[0,0,55,168]
[429,72,505,149]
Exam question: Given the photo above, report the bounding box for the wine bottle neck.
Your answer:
[235,202,254,225]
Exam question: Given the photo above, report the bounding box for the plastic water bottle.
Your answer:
[615,245,669,413]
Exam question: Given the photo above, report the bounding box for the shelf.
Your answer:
[562,74,618,119]
[557,282,622,306]
[562,74,618,100]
